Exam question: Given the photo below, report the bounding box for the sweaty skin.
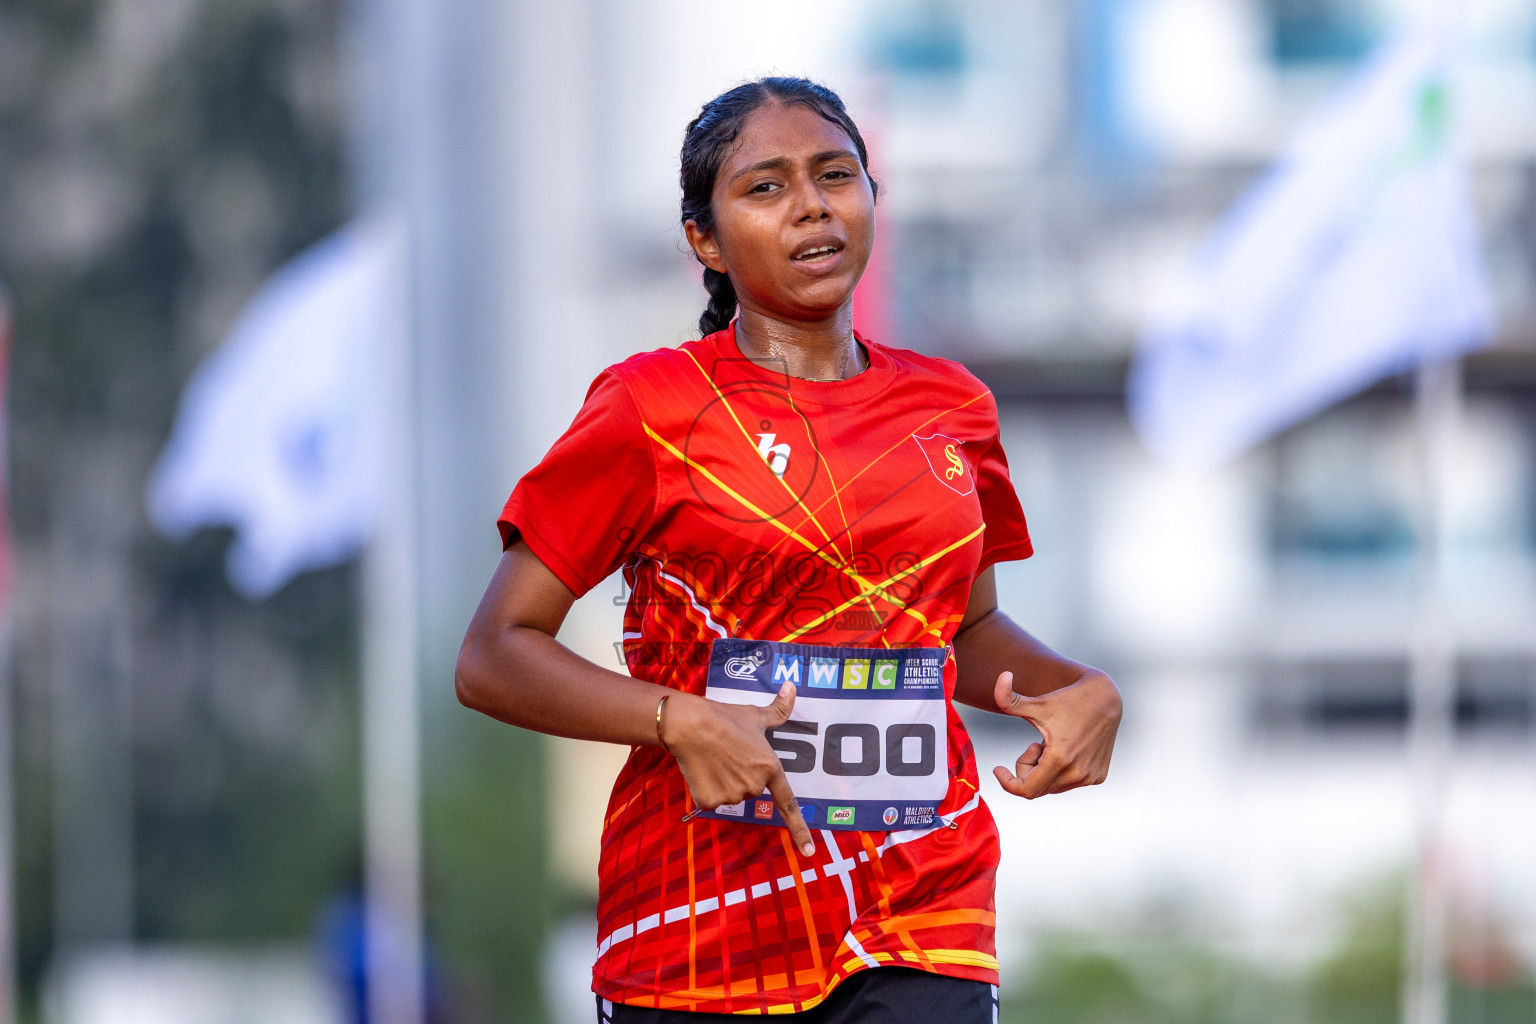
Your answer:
[455,99,1122,858]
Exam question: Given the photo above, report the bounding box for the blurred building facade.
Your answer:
[3,0,1535,1023]
[548,1,1536,1020]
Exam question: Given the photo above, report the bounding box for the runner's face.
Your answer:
[689,101,875,323]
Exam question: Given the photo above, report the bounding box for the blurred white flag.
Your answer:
[1128,33,1494,467]
[148,221,404,599]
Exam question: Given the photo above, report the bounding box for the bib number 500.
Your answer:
[766,721,938,777]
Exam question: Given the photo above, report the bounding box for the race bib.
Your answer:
[698,638,949,832]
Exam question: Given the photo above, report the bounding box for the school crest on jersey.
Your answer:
[911,433,973,496]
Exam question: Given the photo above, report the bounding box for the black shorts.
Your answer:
[597,967,998,1024]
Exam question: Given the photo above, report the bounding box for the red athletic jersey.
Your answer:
[499,325,1032,1014]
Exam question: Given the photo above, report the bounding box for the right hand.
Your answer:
[663,682,816,858]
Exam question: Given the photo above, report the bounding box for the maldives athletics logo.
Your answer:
[911,433,973,496]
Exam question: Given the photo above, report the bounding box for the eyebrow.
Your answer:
[728,149,860,184]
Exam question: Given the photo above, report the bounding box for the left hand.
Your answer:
[991,669,1121,799]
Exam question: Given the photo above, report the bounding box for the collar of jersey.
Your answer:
[712,322,897,406]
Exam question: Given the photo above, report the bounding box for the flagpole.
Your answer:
[0,628,11,1024]
[361,470,424,1024]
[1401,356,1460,1024]
[350,0,425,1019]
[0,621,11,1024]
[0,290,14,1024]
[358,223,423,1024]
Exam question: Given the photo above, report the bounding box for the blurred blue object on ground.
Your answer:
[317,889,450,1024]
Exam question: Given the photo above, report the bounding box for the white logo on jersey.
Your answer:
[756,433,791,477]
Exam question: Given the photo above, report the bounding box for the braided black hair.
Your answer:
[680,77,878,337]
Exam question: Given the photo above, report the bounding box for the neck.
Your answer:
[734,303,866,382]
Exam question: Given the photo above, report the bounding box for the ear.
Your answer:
[684,220,728,274]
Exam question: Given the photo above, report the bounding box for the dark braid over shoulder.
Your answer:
[700,269,738,337]
[680,77,878,337]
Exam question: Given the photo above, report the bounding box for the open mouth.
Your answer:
[791,244,842,264]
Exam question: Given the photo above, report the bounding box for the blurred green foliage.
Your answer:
[1002,878,1536,1024]
[423,717,551,1020]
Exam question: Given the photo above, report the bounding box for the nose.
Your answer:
[790,173,832,224]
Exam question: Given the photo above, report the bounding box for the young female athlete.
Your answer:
[456,77,1122,1022]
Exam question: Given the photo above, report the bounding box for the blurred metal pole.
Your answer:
[1401,357,1460,1024]
[349,0,427,1022]
[49,443,136,955]
[353,0,563,1011]
[360,391,424,1024]
[0,617,12,1024]
[0,291,14,1024]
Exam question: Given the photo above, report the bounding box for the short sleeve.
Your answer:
[974,413,1033,573]
[498,369,656,596]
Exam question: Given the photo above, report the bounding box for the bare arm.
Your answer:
[950,567,1123,798]
[455,542,673,743]
[455,541,817,855]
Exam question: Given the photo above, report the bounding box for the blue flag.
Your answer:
[1128,34,1494,467]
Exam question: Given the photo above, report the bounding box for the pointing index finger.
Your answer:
[766,764,814,857]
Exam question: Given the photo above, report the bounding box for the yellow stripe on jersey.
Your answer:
[923,949,1001,971]
[647,947,998,1014]
[835,947,997,974]
[867,907,998,933]
[685,819,698,992]
[642,421,950,645]
[777,830,826,974]
[760,390,990,558]
[782,524,986,640]
[681,348,848,561]
[641,422,889,604]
